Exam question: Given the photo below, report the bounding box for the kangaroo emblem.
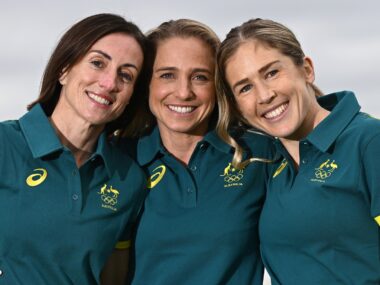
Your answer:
[99,184,120,198]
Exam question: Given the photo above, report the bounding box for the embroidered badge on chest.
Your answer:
[310,159,338,183]
[220,162,245,188]
[98,184,119,211]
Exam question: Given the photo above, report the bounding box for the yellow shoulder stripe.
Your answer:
[375,216,380,226]
[115,240,131,249]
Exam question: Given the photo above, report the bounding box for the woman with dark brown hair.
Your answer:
[0,13,147,285]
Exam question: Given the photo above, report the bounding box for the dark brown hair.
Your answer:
[28,13,147,133]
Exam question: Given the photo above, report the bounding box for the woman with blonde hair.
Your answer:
[119,18,274,285]
[217,18,380,284]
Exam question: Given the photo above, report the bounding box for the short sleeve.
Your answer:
[362,132,380,226]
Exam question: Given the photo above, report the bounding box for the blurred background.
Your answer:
[1,1,379,283]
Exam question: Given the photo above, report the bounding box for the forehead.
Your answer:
[229,40,283,65]
[154,37,215,67]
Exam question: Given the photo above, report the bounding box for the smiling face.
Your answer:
[149,36,216,138]
[225,40,324,140]
[56,32,144,128]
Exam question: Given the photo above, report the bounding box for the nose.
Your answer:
[98,69,120,92]
[175,77,194,100]
[256,82,276,104]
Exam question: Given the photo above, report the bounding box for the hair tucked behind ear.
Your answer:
[216,18,322,168]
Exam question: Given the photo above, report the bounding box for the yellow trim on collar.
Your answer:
[375,216,380,226]
[115,240,131,249]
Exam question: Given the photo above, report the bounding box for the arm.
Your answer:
[100,248,129,285]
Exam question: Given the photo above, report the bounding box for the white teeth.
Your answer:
[264,103,288,119]
[168,105,195,113]
[88,93,111,105]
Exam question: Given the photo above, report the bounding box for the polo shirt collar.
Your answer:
[306,91,360,152]
[137,127,163,166]
[19,104,115,176]
[203,130,233,154]
[136,126,233,166]
[19,104,63,158]
[94,132,115,177]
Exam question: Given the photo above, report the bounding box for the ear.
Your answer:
[302,56,315,83]
[59,68,68,85]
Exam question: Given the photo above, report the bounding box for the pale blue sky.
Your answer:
[1,0,379,122]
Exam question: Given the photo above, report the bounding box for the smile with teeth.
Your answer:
[168,105,195,114]
[87,92,112,106]
[264,103,288,119]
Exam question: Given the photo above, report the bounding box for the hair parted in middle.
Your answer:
[216,18,322,168]
[121,18,221,138]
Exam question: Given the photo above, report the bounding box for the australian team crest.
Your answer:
[311,159,338,183]
[98,184,120,211]
[220,162,245,188]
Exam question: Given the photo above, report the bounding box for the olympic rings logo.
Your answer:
[101,195,117,205]
[314,169,332,179]
[224,174,243,183]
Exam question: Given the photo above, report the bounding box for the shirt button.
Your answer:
[72,194,79,200]
[302,159,308,164]
[190,165,197,171]
[0,269,3,276]
[187,188,193,193]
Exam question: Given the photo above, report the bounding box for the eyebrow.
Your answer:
[90,50,139,70]
[232,60,280,91]
[155,66,212,74]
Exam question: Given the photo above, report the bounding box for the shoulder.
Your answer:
[345,112,380,140]
[112,136,139,161]
[0,119,23,149]
[236,129,275,158]
[108,141,146,184]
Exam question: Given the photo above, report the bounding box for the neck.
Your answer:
[280,104,330,168]
[50,108,104,167]
[159,128,205,165]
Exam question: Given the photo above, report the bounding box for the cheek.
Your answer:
[148,92,159,116]
[236,97,256,119]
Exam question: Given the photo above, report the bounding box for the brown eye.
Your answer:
[91,60,104,68]
[193,74,208,81]
[266,69,278,79]
[119,71,133,82]
[240,84,253,94]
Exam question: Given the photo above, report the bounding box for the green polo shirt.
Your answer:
[259,91,380,284]
[125,126,274,285]
[0,104,146,284]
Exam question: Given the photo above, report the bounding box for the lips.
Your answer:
[87,92,112,106]
[263,103,288,119]
[167,105,196,114]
